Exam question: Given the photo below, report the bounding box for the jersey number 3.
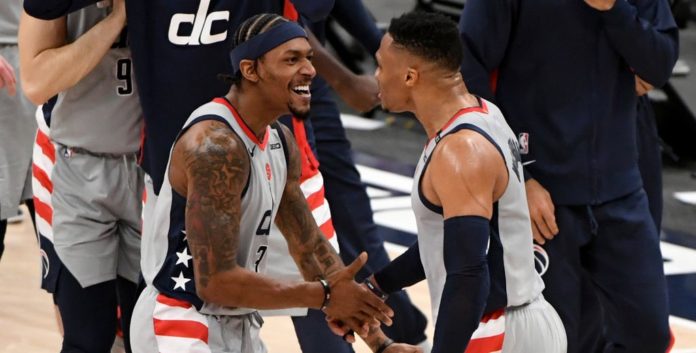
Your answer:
[116,58,133,96]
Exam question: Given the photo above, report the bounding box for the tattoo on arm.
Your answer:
[180,121,249,290]
[274,125,344,279]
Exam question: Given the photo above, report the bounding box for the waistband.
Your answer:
[61,145,138,159]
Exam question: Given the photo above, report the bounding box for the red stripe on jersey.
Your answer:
[305,189,324,210]
[32,163,53,194]
[138,120,146,165]
[156,294,194,309]
[464,333,505,353]
[292,117,320,182]
[36,129,56,163]
[213,98,269,150]
[283,0,299,21]
[431,100,489,141]
[319,220,335,240]
[153,319,208,343]
[34,197,53,226]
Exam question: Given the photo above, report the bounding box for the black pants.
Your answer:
[54,268,138,353]
[0,199,36,260]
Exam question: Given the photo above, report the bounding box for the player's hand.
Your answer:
[584,0,616,11]
[0,55,17,96]
[635,75,654,96]
[325,315,356,342]
[525,178,558,244]
[335,74,380,113]
[324,252,394,336]
[108,0,126,25]
[384,343,424,353]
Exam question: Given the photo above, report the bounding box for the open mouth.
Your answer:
[291,84,311,98]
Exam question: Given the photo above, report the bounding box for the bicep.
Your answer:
[18,11,66,62]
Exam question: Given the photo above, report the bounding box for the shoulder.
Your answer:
[172,120,250,185]
[434,129,502,172]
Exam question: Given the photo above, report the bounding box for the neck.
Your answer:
[225,86,284,140]
[412,78,479,138]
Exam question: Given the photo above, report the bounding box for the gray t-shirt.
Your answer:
[0,0,21,44]
[47,5,142,154]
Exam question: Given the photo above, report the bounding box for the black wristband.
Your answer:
[318,278,331,311]
[375,337,394,353]
[363,278,388,301]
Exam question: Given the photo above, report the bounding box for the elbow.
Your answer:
[195,271,245,307]
[21,77,51,105]
[195,276,232,306]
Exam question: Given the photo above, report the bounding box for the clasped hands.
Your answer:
[321,253,422,353]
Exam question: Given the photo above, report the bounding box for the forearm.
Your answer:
[19,10,124,104]
[431,215,491,353]
[373,242,425,293]
[307,29,356,93]
[201,267,325,310]
[600,0,678,86]
[431,271,489,353]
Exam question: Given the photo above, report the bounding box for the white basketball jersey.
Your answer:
[412,98,544,323]
[141,97,288,316]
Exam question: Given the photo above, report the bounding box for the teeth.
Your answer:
[292,85,311,96]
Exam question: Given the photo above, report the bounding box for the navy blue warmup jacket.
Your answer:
[459,0,678,205]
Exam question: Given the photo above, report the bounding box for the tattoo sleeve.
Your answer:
[179,121,249,291]
[274,125,345,279]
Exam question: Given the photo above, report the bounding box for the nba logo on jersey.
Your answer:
[266,163,272,180]
[518,132,530,155]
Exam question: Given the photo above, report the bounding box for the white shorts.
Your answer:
[131,286,267,353]
[462,295,566,353]
[502,295,567,353]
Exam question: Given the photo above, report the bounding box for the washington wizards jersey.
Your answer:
[43,5,141,154]
[141,97,288,315]
[412,98,545,324]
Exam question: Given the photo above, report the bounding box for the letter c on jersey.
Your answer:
[168,0,229,45]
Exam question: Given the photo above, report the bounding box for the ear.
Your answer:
[405,67,418,87]
[239,59,259,83]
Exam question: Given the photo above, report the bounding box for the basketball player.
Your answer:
[130,14,404,353]
[18,0,142,351]
[0,0,37,261]
[343,12,567,353]
[459,0,676,351]
[22,2,429,351]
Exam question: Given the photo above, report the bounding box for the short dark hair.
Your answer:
[387,11,463,72]
[220,14,290,86]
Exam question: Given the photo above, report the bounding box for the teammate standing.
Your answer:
[19,0,142,351]
[459,0,677,351]
[0,0,37,260]
[355,12,567,353]
[130,14,399,353]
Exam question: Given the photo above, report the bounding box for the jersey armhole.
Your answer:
[271,122,290,168]
[418,124,509,215]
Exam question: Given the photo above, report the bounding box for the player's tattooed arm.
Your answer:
[172,121,248,294]
[274,124,343,280]
[274,124,394,331]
